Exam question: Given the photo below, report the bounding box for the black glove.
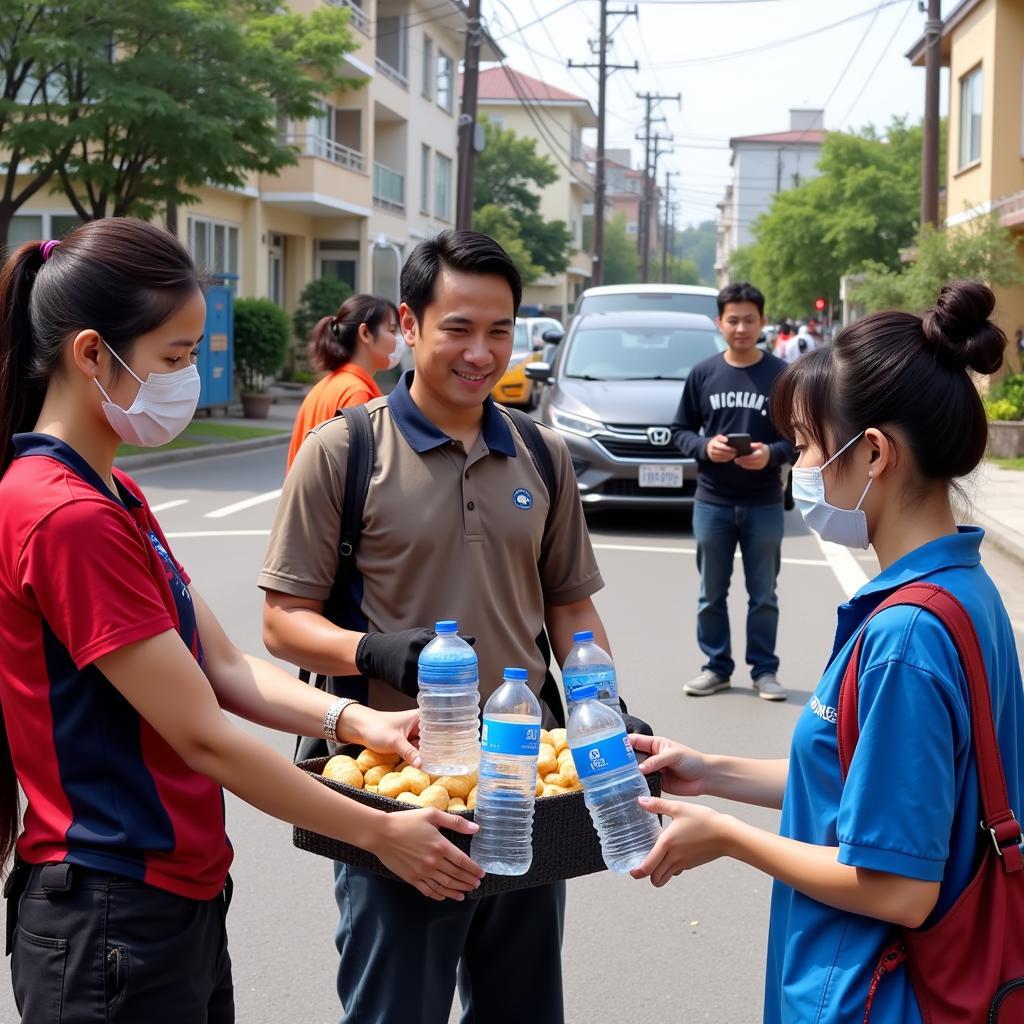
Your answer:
[355,629,475,697]
[618,696,653,736]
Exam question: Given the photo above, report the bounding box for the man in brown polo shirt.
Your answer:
[259,230,610,1024]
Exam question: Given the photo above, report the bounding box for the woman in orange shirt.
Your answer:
[287,294,402,469]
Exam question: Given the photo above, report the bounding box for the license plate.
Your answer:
[639,464,684,488]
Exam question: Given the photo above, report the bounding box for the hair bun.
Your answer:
[921,279,1005,375]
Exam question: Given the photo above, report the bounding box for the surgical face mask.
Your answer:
[386,331,406,371]
[791,432,873,549]
[94,340,201,447]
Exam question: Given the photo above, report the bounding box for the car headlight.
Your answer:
[550,408,605,438]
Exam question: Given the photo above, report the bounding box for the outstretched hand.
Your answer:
[629,734,709,797]
[630,796,730,887]
[340,706,422,767]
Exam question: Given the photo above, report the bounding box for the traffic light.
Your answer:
[814,297,826,312]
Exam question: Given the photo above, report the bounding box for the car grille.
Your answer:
[601,479,696,498]
[596,435,679,460]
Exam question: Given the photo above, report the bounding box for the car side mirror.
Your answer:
[541,328,564,345]
[524,362,553,383]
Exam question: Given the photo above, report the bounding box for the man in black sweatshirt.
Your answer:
[671,281,794,701]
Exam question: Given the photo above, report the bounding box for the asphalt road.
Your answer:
[1,443,1021,1024]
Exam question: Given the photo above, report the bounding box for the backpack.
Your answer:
[797,336,808,354]
[838,583,1024,1023]
[295,403,565,762]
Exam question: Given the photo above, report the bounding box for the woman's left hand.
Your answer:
[630,796,731,887]
[338,706,422,766]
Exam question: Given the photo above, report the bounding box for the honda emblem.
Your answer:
[647,427,672,446]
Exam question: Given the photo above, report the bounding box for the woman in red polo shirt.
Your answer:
[286,293,403,470]
[0,220,481,1022]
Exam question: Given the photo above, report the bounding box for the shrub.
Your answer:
[984,398,1022,422]
[292,276,353,347]
[234,298,291,393]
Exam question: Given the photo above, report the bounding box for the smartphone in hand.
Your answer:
[725,433,752,456]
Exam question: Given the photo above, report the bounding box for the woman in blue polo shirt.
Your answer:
[0,219,482,1022]
[629,280,1024,1022]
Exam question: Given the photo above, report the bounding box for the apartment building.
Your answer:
[9,0,499,314]
[715,109,825,286]
[471,66,595,319]
[908,0,1024,367]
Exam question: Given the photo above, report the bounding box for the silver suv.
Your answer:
[525,311,725,510]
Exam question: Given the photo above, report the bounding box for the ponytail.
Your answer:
[0,242,48,475]
[308,293,399,373]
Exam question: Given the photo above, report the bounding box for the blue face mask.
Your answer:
[790,432,873,549]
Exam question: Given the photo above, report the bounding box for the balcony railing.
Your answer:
[326,0,369,35]
[373,162,406,213]
[285,134,365,174]
[374,58,409,89]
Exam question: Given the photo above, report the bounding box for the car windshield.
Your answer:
[563,326,724,381]
[512,322,530,355]
[577,292,719,321]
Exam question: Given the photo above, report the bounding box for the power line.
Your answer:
[491,0,579,39]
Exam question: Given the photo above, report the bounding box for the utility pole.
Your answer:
[636,91,679,282]
[638,131,673,281]
[569,2,637,286]
[456,0,482,230]
[921,0,942,228]
[661,170,678,283]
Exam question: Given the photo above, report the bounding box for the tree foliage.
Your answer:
[673,220,716,285]
[234,297,291,393]
[473,116,572,282]
[292,276,353,347]
[601,213,639,286]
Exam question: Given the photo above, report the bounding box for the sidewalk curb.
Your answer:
[974,510,1024,568]
[115,433,289,473]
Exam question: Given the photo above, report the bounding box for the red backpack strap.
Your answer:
[836,582,1022,873]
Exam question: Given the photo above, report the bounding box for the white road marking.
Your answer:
[149,499,190,513]
[591,542,829,567]
[811,535,870,599]
[164,529,272,539]
[205,489,282,519]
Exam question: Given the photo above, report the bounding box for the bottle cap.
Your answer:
[572,630,595,643]
[572,683,599,701]
[434,620,458,634]
[504,667,529,681]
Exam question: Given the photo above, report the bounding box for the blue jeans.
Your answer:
[692,500,784,680]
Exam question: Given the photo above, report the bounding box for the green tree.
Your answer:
[664,255,701,286]
[473,204,541,283]
[853,216,1024,313]
[473,116,572,280]
[22,0,359,224]
[601,213,639,286]
[732,117,927,316]
[673,220,716,285]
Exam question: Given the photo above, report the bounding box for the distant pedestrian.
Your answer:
[774,321,794,355]
[780,322,818,364]
[671,281,794,702]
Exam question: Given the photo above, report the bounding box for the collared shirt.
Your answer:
[287,362,383,470]
[765,527,1024,1024]
[260,371,604,711]
[0,435,231,900]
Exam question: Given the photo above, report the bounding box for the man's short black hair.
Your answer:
[717,281,765,317]
[401,229,523,322]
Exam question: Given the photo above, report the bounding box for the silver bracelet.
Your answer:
[323,698,357,743]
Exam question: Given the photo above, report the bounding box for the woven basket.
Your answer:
[293,755,662,898]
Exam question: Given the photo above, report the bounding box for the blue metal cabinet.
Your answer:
[197,275,236,411]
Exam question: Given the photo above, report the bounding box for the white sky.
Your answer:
[483,0,955,227]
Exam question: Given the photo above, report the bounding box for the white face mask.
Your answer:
[386,331,405,371]
[94,341,200,447]
[791,432,873,549]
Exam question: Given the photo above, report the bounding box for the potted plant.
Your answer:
[234,298,290,419]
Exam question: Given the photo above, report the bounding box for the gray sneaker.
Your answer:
[753,673,788,701]
[684,670,731,697]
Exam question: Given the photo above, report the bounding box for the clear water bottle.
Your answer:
[568,684,660,873]
[562,630,619,713]
[470,667,542,876]
[417,621,480,776]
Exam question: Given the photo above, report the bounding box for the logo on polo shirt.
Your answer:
[809,695,837,725]
[513,488,533,510]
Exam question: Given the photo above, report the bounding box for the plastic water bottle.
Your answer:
[562,630,619,713]
[568,684,660,873]
[470,668,542,875]
[417,621,480,776]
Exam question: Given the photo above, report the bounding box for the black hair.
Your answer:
[400,229,522,323]
[0,216,201,871]
[717,281,765,317]
[772,279,1005,486]
[308,293,399,373]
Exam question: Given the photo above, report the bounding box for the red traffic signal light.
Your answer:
[814,298,826,311]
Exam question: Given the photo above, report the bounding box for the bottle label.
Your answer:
[481,719,541,757]
[570,731,637,779]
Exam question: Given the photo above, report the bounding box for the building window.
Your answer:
[422,36,433,99]
[421,144,431,213]
[8,212,81,248]
[435,153,452,221]
[958,66,983,169]
[189,216,240,288]
[437,52,453,113]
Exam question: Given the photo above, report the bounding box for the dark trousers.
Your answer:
[692,499,785,679]
[5,861,233,1023]
[334,863,566,1024]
